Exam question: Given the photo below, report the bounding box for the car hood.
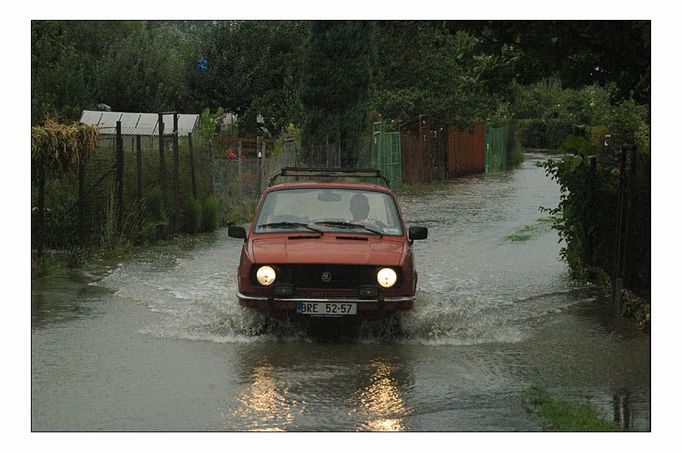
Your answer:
[249,235,406,266]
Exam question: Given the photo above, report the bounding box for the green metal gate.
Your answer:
[371,121,402,187]
[485,124,510,172]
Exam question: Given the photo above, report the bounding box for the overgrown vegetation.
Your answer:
[543,149,650,295]
[522,386,619,431]
[31,119,99,171]
[31,120,99,254]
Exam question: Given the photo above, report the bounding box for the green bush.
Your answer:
[513,79,615,126]
[513,78,565,119]
[182,198,203,234]
[545,117,574,149]
[201,196,220,232]
[142,186,169,240]
[144,186,165,222]
[607,100,650,153]
[588,125,609,151]
[543,151,650,293]
[139,221,158,244]
[518,119,547,148]
[517,118,574,150]
[558,135,596,155]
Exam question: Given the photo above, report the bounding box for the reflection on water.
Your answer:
[613,389,632,431]
[224,344,417,431]
[232,359,293,431]
[31,266,116,328]
[354,360,409,431]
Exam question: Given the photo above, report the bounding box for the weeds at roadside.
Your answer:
[522,386,619,431]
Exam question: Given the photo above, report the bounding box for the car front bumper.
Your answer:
[237,292,415,318]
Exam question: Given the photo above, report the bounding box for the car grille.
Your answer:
[254,264,383,289]
[291,288,359,298]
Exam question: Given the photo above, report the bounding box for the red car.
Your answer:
[228,168,427,321]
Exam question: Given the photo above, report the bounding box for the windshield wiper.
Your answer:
[313,221,383,237]
[257,222,324,235]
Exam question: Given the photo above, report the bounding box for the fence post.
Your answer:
[257,142,265,195]
[418,115,425,183]
[135,135,143,232]
[115,120,124,234]
[188,132,197,199]
[136,135,143,203]
[291,137,297,167]
[256,135,260,194]
[158,113,167,208]
[78,156,86,241]
[325,135,330,168]
[208,141,214,196]
[36,165,45,257]
[336,139,341,168]
[238,139,243,200]
[172,112,180,231]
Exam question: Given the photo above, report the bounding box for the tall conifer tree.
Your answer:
[300,21,375,167]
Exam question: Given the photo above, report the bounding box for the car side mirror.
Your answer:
[409,226,428,241]
[228,225,247,240]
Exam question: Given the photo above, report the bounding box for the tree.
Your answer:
[31,21,146,124]
[446,20,651,105]
[299,21,375,166]
[92,23,191,113]
[187,21,307,136]
[32,21,91,124]
[371,21,520,129]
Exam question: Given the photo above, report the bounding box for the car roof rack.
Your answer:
[269,167,391,188]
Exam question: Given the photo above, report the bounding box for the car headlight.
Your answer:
[377,268,397,288]
[256,265,276,286]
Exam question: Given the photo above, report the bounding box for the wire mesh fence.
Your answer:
[32,112,520,251]
[31,121,214,249]
[209,137,298,222]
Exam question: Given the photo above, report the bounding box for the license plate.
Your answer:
[296,302,357,316]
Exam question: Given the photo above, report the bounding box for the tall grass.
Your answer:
[201,196,220,232]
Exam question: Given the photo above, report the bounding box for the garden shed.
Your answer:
[79,110,200,149]
[80,110,199,135]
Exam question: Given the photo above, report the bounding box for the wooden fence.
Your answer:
[447,123,486,177]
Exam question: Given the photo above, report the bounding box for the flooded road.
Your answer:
[31,153,650,431]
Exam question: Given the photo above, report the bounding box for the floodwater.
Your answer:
[31,153,650,431]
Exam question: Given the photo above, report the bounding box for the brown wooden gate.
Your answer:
[400,129,419,184]
[447,123,485,177]
[400,116,434,184]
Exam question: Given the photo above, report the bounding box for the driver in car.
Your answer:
[349,193,380,227]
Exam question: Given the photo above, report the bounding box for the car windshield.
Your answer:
[254,188,404,236]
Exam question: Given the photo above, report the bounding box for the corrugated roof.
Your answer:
[79,110,199,136]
